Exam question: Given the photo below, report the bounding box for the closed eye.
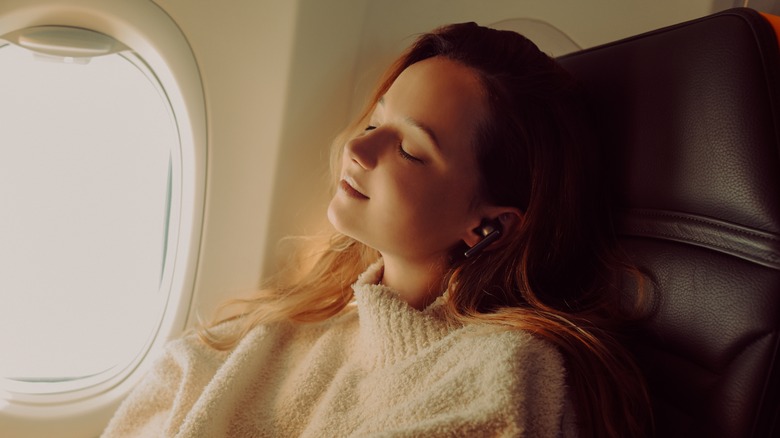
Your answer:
[398,142,424,164]
[364,124,423,164]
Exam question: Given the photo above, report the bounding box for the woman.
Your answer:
[103,22,651,437]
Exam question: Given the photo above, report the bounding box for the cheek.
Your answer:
[386,171,473,231]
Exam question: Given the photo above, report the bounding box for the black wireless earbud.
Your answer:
[463,218,503,258]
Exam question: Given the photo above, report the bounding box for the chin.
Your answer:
[326,201,345,232]
[327,202,356,238]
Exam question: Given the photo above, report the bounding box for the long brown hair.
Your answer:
[201,22,652,437]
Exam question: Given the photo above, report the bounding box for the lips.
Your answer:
[340,177,369,199]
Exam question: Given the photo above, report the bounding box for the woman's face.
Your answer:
[327,56,490,264]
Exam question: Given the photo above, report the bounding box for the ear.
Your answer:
[461,206,523,248]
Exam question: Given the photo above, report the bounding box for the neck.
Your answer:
[380,254,448,310]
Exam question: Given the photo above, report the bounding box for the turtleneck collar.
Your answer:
[351,259,458,368]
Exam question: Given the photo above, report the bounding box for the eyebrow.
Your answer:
[378,97,441,150]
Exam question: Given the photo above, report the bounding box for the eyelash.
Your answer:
[397,144,423,163]
[364,125,424,164]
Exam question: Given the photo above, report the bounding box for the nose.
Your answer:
[344,130,379,170]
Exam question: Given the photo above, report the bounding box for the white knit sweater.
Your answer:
[102,261,574,437]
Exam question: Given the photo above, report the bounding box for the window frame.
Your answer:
[0,1,206,436]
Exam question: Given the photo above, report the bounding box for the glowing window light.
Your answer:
[0,36,177,391]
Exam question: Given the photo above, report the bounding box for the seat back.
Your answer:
[558,8,780,437]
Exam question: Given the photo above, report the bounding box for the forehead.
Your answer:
[380,56,487,153]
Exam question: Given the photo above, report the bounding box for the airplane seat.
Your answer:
[558,7,780,437]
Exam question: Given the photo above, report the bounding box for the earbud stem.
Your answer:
[463,229,501,258]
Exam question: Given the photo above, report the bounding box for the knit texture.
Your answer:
[101,261,574,437]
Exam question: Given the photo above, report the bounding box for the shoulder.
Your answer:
[483,329,568,403]
[168,312,358,374]
[418,325,571,436]
[455,325,564,370]
[429,324,567,401]
[469,327,571,433]
[149,317,275,379]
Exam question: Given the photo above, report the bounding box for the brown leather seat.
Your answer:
[559,8,780,437]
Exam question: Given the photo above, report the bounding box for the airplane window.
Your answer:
[0,28,178,394]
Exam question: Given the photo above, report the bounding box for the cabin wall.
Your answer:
[152,0,368,322]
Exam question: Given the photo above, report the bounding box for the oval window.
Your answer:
[0,26,179,394]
